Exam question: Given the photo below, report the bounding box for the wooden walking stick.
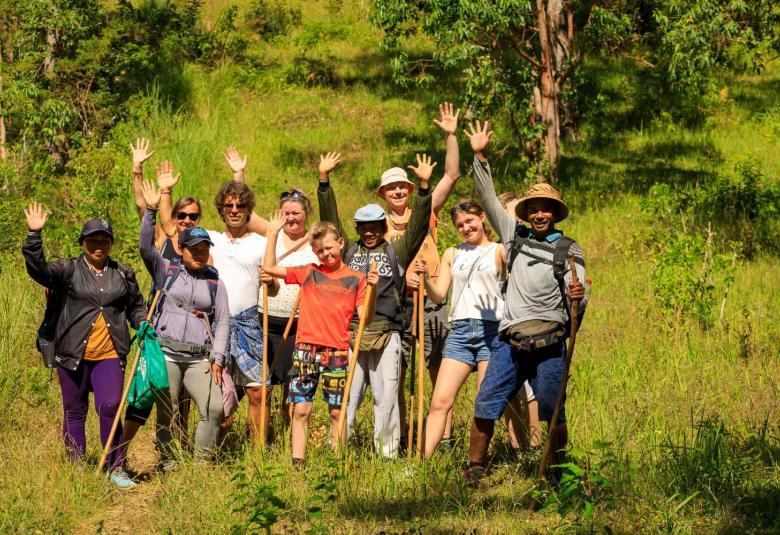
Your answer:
[407,292,419,458]
[270,289,301,424]
[336,261,378,453]
[531,256,581,505]
[96,291,161,475]
[259,283,270,447]
[416,274,425,459]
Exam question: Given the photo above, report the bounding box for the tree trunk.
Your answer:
[536,0,561,182]
[0,77,5,161]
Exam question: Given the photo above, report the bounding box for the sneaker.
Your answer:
[109,467,137,489]
[159,459,180,474]
[440,437,456,451]
[292,457,305,471]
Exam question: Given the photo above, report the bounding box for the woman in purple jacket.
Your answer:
[139,181,230,465]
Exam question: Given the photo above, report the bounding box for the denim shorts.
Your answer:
[444,319,501,368]
[474,339,566,424]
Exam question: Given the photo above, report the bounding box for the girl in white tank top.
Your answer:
[415,199,523,458]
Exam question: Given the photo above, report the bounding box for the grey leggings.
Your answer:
[156,360,224,459]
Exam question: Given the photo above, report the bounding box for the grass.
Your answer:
[1,1,779,533]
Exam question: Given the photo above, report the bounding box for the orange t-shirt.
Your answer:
[285,264,367,350]
[83,313,119,361]
[386,209,440,287]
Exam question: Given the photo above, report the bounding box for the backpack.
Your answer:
[345,241,410,330]
[505,228,579,327]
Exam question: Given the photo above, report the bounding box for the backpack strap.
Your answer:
[505,225,531,277]
[552,236,575,325]
[156,259,218,320]
[347,241,406,305]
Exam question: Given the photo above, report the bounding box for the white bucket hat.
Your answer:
[376,167,416,195]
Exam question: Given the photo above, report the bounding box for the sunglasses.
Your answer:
[449,202,478,217]
[176,212,201,222]
[223,202,247,210]
[280,190,308,202]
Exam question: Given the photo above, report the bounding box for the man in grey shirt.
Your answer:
[462,120,588,481]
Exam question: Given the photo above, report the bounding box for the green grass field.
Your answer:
[0,1,778,533]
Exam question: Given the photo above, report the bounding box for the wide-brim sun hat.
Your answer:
[515,183,569,222]
[376,167,416,195]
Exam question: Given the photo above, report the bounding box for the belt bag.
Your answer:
[504,320,566,352]
[159,337,211,357]
[350,329,393,353]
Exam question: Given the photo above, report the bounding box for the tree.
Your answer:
[372,0,778,182]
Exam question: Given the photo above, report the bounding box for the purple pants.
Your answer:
[56,359,125,469]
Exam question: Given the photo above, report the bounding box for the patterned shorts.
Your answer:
[288,343,349,406]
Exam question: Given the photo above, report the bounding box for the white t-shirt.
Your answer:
[207,230,267,316]
[261,234,319,318]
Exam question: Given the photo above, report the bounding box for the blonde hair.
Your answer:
[309,221,340,243]
[279,188,314,215]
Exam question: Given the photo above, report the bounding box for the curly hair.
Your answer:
[214,182,256,222]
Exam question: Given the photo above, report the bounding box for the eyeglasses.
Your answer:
[449,202,478,217]
[176,212,201,222]
[223,202,247,210]
[280,190,307,202]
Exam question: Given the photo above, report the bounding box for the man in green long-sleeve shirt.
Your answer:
[316,152,434,458]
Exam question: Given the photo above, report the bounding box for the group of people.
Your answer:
[22,103,588,489]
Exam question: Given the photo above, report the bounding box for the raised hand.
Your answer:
[407,153,437,189]
[156,161,181,191]
[224,146,248,174]
[318,151,342,180]
[130,138,154,173]
[433,102,460,136]
[267,209,286,235]
[141,179,161,209]
[24,202,48,231]
[464,120,494,155]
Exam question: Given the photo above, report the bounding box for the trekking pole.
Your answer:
[416,274,425,459]
[407,292,419,459]
[96,291,161,475]
[336,261,378,453]
[270,289,300,425]
[259,283,270,447]
[530,257,581,506]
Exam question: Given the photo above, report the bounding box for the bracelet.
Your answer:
[160,189,172,195]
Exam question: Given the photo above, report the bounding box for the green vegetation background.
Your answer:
[0,1,778,533]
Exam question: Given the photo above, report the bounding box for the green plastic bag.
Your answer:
[127,321,169,409]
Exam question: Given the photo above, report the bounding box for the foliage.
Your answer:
[306,456,346,535]
[230,461,286,534]
[246,0,302,40]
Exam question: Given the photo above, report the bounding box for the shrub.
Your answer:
[246,0,301,40]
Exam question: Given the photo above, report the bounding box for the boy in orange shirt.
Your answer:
[263,216,378,465]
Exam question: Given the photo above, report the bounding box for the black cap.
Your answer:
[179,227,213,249]
[78,219,114,243]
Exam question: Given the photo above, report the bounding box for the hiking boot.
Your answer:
[462,462,487,487]
[292,457,305,471]
[108,467,137,489]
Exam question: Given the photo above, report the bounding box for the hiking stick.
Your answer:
[96,291,161,475]
[336,261,378,453]
[531,257,581,505]
[416,275,425,459]
[407,292,419,458]
[271,289,300,426]
[259,283,269,447]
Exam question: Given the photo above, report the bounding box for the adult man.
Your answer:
[463,120,588,480]
[380,102,461,445]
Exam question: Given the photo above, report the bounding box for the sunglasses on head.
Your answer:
[223,202,247,210]
[176,211,200,222]
[449,202,478,217]
[280,190,307,202]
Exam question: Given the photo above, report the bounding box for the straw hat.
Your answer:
[515,183,569,222]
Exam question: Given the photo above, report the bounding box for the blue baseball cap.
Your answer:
[179,227,213,248]
[353,204,387,224]
[78,219,114,243]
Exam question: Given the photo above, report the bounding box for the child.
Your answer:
[263,216,378,465]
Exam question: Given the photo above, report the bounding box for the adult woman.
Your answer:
[224,146,319,423]
[415,199,520,458]
[139,181,229,463]
[130,138,202,258]
[22,204,147,488]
